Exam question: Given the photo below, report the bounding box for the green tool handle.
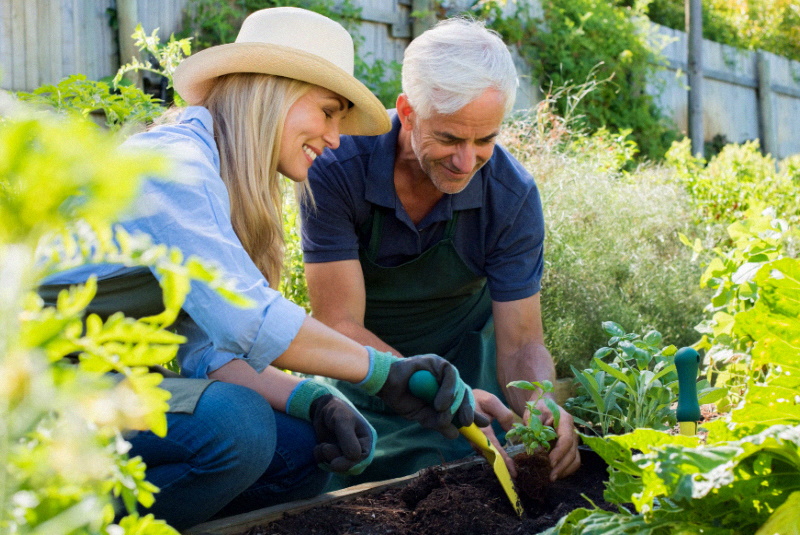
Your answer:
[408,370,465,428]
[674,347,702,424]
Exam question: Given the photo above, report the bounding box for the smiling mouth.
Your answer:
[303,145,318,162]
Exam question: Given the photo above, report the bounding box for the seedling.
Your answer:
[505,380,561,454]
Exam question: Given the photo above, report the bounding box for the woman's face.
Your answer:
[278,86,349,181]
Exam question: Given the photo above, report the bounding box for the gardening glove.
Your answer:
[287,379,376,475]
[355,347,490,439]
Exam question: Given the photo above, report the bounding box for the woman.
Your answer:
[39,7,484,529]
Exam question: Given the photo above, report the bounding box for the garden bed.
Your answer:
[185,445,612,535]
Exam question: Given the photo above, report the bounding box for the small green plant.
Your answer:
[566,322,723,436]
[114,24,193,105]
[505,380,560,453]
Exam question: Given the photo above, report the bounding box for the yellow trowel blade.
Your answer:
[460,423,525,517]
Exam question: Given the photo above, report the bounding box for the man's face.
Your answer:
[408,89,505,194]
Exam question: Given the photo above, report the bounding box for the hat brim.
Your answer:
[173,42,390,136]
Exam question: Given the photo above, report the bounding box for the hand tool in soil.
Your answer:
[408,370,525,517]
[674,347,702,436]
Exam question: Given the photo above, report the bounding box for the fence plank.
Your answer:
[0,0,13,88]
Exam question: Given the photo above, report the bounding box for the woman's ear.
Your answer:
[396,94,414,131]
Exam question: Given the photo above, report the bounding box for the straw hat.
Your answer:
[173,7,390,136]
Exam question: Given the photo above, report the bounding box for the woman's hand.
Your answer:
[308,393,376,475]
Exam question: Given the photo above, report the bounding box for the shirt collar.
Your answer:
[363,110,485,216]
[177,106,215,134]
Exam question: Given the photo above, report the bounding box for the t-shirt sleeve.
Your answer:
[484,170,545,303]
[301,155,365,263]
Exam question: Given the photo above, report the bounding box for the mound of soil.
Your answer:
[246,447,613,535]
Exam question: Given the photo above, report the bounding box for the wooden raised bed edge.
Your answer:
[184,378,577,535]
[183,455,492,535]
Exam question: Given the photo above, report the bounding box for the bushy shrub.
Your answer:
[636,0,800,62]
[500,100,708,374]
[474,0,678,161]
[666,138,800,229]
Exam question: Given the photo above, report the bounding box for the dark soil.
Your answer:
[246,447,613,535]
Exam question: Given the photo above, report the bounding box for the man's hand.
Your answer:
[526,398,580,481]
[472,389,518,477]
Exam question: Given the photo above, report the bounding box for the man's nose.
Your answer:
[451,144,476,173]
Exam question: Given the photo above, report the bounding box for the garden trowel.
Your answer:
[409,370,525,517]
[675,347,702,436]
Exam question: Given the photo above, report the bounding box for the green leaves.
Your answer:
[0,112,166,246]
[0,102,242,533]
[15,74,165,130]
[566,324,712,436]
[505,380,559,454]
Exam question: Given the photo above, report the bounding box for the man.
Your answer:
[301,17,580,487]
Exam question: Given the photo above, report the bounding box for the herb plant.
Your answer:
[566,322,723,436]
[505,380,560,454]
[542,243,800,534]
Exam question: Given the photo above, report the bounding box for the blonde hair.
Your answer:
[203,73,311,288]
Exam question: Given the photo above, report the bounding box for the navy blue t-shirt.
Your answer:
[301,112,545,303]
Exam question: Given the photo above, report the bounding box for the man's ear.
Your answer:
[396,94,414,131]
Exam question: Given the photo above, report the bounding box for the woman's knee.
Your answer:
[192,381,276,471]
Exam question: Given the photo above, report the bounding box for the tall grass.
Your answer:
[501,88,709,374]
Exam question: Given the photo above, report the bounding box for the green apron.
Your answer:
[328,208,504,488]
[38,267,214,414]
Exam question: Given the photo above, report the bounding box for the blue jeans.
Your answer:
[124,381,330,530]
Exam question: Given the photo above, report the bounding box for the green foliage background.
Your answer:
[473,0,679,161]
[177,0,401,107]
[633,0,800,62]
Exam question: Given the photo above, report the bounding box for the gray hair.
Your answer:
[401,17,518,118]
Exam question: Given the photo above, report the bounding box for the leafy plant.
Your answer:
[473,0,678,160]
[566,322,723,436]
[114,24,193,105]
[666,138,800,228]
[505,380,560,453]
[0,98,245,532]
[541,250,800,534]
[14,74,164,131]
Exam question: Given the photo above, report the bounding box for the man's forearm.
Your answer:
[497,341,556,416]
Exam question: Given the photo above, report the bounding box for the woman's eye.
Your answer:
[323,109,333,119]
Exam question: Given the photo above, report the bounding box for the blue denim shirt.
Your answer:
[43,107,307,378]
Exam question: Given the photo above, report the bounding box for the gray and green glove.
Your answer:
[356,347,489,439]
[286,379,377,475]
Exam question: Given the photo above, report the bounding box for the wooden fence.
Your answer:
[1,0,799,159]
[653,24,800,160]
